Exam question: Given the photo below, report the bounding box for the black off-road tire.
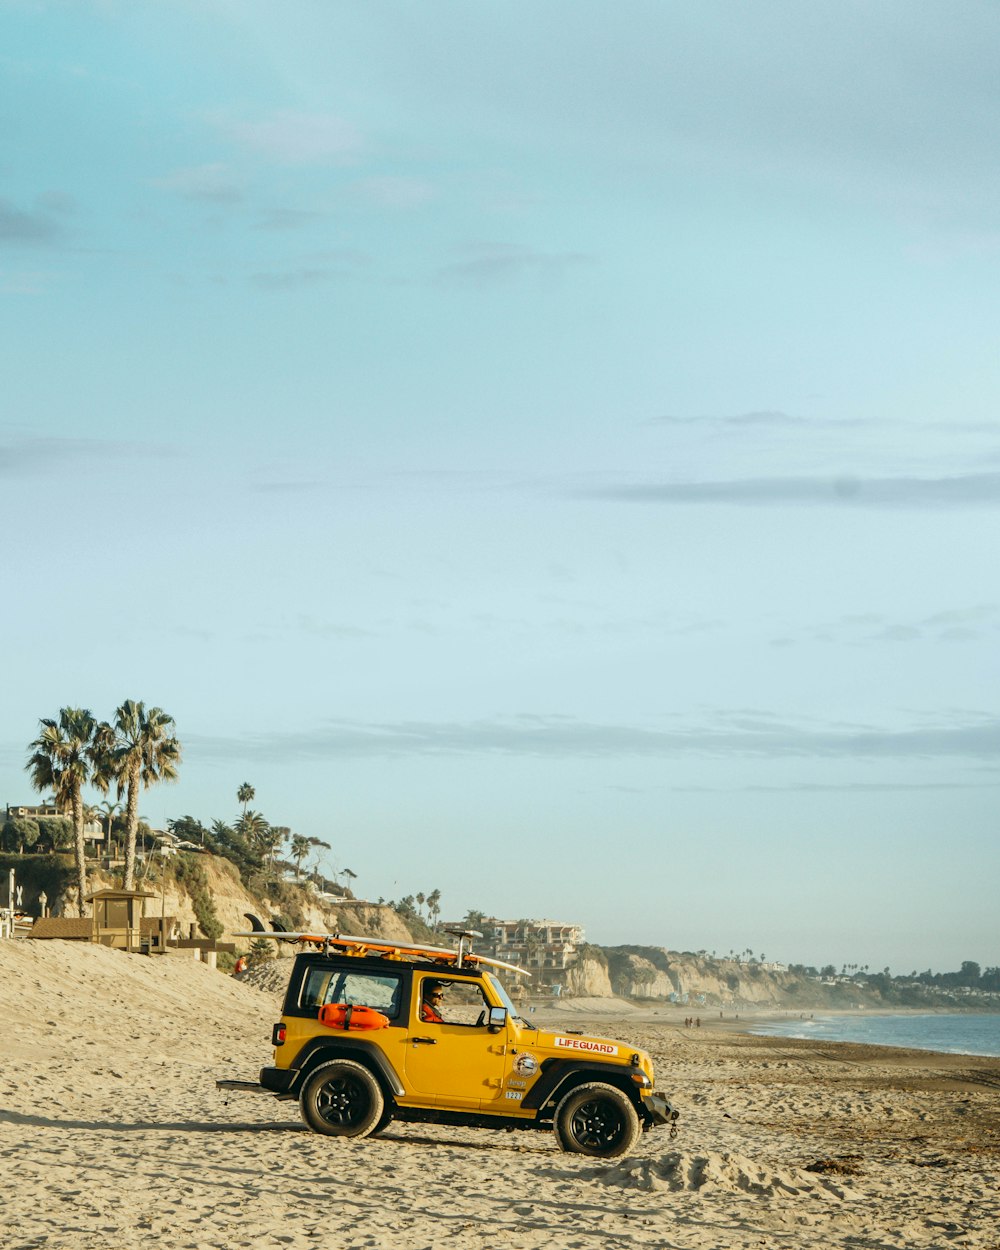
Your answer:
[300,1059,385,1138]
[554,1082,641,1158]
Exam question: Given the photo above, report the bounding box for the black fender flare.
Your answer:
[520,1060,641,1114]
[288,1035,406,1099]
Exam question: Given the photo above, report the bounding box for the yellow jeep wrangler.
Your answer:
[228,931,678,1159]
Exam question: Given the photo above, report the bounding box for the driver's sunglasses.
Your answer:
[430,992,444,1001]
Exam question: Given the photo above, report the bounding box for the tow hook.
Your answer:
[669,1109,680,1140]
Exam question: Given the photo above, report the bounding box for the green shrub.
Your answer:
[173,853,224,941]
[37,818,74,852]
[248,938,276,967]
[1,819,40,853]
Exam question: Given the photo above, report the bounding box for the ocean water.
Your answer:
[749,1012,1000,1058]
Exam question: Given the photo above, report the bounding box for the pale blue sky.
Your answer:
[2,1,998,974]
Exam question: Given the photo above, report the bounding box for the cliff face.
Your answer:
[563,946,905,1008]
[563,952,614,997]
[567,946,804,1006]
[87,856,415,950]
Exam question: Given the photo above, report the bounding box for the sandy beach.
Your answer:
[2,940,999,1250]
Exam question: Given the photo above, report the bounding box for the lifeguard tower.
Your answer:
[86,888,156,951]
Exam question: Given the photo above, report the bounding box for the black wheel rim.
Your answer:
[569,1097,626,1151]
[314,1073,371,1128]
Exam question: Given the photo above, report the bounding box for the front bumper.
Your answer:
[639,1090,678,1127]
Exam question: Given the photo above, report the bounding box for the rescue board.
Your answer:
[318,1002,389,1031]
[232,930,530,977]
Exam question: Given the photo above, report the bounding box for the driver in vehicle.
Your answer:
[420,980,445,1023]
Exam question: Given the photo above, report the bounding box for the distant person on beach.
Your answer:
[233,956,246,976]
[420,980,445,1023]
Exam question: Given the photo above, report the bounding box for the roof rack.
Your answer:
[233,929,530,977]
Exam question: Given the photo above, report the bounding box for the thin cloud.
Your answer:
[216,110,362,165]
[673,780,1000,793]
[249,268,341,291]
[249,479,326,493]
[576,471,1000,509]
[0,270,54,295]
[0,199,62,245]
[0,436,177,477]
[254,208,329,231]
[350,176,436,209]
[249,250,370,290]
[189,711,1000,764]
[296,615,377,640]
[436,243,595,286]
[771,604,1000,649]
[151,164,246,204]
[647,412,1000,438]
[649,410,807,428]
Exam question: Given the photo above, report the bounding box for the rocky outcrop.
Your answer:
[563,949,614,997]
[329,901,415,944]
[606,952,677,1000]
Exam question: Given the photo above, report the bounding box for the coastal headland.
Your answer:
[3,939,998,1250]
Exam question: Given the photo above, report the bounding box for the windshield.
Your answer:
[486,972,529,1023]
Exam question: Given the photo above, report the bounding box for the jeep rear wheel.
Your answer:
[300,1060,385,1138]
[554,1082,641,1158]
[369,1104,394,1136]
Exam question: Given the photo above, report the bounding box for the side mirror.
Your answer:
[487,1006,508,1033]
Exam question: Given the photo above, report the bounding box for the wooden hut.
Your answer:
[85,888,156,951]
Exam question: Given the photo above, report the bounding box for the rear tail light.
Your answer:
[272,1023,287,1046]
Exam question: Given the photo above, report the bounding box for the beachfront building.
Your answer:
[451,917,584,973]
[5,803,104,849]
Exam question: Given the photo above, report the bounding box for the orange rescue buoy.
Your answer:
[318,1003,390,1031]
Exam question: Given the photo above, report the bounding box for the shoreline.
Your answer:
[529,1001,1000,1059]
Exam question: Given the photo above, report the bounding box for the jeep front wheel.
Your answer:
[554,1082,641,1158]
[300,1060,385,1138]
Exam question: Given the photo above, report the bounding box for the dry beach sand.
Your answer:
[2,941,999,1250]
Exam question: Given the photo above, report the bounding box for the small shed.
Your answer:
[86,888,156,951]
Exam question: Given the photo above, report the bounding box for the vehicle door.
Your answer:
[403,974,507,1108]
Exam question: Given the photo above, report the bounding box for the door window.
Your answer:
[418,977,490,1026]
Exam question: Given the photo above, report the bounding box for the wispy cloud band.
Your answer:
[575,472,1000,509]
[0,435,177,477]
[189,712,1000,764]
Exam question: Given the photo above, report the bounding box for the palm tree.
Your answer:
[237,782,255,816]
[235,809,269,851]
[93,700,181,890]
[290,834,332,883]
[290,834,312,880]
[26,708,99,916]
[82,803,103,859]
[99,798,121,858]
[261,824,289,866]
[426,888,441,929]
